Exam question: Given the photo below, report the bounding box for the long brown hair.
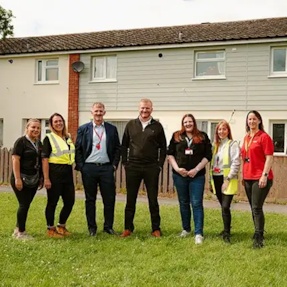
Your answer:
[174,114,203,143]
[213,120,233,153]
[49,113,69,138]
[245,110,265,133]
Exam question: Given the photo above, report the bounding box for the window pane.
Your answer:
[0,119,3,146]
[197,121,208,133]
[46,68,59,81]
[210,122,219,142]
[273,49,286,72]
[94,58,105,79]
[197,52,224,59]
[106,120,128,141]
[273,124,285,153]
[38,61,42,81]
[46,60,58,66]
[107,56,117,79]
[196,62,225,76]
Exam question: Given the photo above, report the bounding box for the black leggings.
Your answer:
[45,180,75,227]
[213,176,233,233]
[244,179,272,234]
[11,177,37,232]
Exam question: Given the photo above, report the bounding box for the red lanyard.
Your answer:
[93,125,104,149]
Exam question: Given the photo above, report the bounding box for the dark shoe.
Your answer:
[218,230,224,237]
[103,228,118,235]
[253,232,264,249]
[151,230,162,237]
[222,231,230,243]
[89,229,97,236]
[121,229,133,237]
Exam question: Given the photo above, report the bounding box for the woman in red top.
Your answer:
[241,110,273,248]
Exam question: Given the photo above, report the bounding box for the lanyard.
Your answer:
[185,137,193,148]
[245,134,256,154]
[26,135,38,152]
[93,125,104,144]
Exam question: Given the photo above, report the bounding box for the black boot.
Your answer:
[222,231,231,243]
[253,232,264,249]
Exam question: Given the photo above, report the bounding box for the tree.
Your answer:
[0,6,14,39]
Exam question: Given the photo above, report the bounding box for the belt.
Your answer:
[87,162,110,166]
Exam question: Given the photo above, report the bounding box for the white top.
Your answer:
[139,117,152,131]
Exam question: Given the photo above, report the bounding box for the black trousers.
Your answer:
[244,179,272,234]
[213,175,233,233]
[11,177,37,232]
[125,164,161,232]
[81,163,116,231]
[45,176,75,227]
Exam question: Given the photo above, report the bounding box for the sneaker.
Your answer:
[57,225,71,236]
[15,232,34,241]
[195,234,204,245]
[12,228,19,238]
[178,230,191,238]
[47,227,64,238]
[253,232,264,249]
[120,229,133,237]
[151,230,161,237]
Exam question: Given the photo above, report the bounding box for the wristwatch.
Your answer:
[226,177,231,182]
[262,172,268,177]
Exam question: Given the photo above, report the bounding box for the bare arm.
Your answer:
[258,155,273,188]
[12,155,22,191]
[42,158,51,189]
[168,155,188,177]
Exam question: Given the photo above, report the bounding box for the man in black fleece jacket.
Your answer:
[121,99,167,237]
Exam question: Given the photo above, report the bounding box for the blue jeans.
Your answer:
[173,173,205,235]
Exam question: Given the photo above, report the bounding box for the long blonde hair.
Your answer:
[25,119,41,135]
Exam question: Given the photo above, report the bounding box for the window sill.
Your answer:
[34,81,59,85]
[192,76,226,81]
[89,79,117,83]
[268,75,287,79]
[274,153,287,157]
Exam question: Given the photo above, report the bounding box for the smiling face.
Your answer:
[247,113,261,131]
[26,121,41,140]
[52,116,64,133]
[91,104,106,124]
[139,100,153,121]
[217,123,229,140]
[183,116,194,134]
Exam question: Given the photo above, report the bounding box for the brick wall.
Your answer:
[68,54,80,141]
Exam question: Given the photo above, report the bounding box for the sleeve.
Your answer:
[228,141,241,179]
[167,133,176,156]
[41,137,52,158]
[75,126,84,171]
[12,137,25,157]
[261,133,274,155]
[157,124,167,168]
[121,123,130,165]
[112,126,121,168]
[203,132,212,162]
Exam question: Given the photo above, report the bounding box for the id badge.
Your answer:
[185,148,193,155]
[213,167,221,173]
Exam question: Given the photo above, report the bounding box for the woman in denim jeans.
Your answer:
[168,114,212,244]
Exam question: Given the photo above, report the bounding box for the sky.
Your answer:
[1,0,287,38]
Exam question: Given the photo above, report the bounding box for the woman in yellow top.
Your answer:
[42,113,75,238]
[210,120,240,243]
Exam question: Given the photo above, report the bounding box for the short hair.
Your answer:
[140,98,153,107]
[92,102,105,109]
[25,119,41,135]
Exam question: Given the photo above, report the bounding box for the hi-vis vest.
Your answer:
[210,140,238,195]
[46,133,75,165]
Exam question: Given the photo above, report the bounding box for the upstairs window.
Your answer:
[195,51,225,78]
[92,56,117,82]
[37,59,59,83]
[271,48,287,76]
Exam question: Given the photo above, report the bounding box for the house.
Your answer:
[0,17,287,156]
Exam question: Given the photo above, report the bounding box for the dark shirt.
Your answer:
[167,131,212,177]
[42,136,73,183]
[12,136,43,176]
[122,118,167,167]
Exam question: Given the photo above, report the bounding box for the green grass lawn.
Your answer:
[1,192,287,287]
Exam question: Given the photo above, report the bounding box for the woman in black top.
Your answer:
[168,114,212,245]
[11,119,43,240]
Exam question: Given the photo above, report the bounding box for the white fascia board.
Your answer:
[0,37,287,58]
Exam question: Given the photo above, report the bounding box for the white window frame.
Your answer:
[270,121,287,156]
[23,119,51,140]
[194,50,226,80]
[36,59,59,84]
[197,120,219,141]
[270,47,287,77]
[92,56,117,82]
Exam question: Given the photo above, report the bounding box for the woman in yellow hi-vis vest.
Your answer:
[210,120,240,243]
[42,113,75,238]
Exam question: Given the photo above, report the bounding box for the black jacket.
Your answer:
[122,118,167,167]
[167,131,212,177]
[75,121,121,171]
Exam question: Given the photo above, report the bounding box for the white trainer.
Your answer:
[178,230,191,238]
[195,234,204,245]
[15,232,34,241]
